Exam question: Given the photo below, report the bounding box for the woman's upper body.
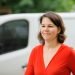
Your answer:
[24,11,75,75]
[25,44,75,75]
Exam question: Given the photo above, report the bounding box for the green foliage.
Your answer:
[0,0,21,6]
[32,0,74,12]
[0,0,75,13]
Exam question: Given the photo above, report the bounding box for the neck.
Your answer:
[44,39,61,49]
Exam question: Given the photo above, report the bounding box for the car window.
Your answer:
[0,19,29,54]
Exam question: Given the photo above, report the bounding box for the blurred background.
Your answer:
[0,0,75,15]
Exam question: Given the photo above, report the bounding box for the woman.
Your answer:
[24,11,75,75]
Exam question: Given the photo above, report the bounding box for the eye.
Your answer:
[42,25,45,27]
[41,25,45,27]
[48,25,53,27]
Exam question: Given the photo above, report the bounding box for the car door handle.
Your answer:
[22,64,27,69]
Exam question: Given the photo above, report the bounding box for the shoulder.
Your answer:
[28,44,43,60]
[63,44,75,52]
[62,44,75,57]
[63,45,75,65]
[31,44,43,55]
[32,44,43,51]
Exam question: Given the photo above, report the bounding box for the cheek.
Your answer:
[40,28,44,33]
[51,28,58,35]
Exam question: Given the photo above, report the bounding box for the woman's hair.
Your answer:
[38,11,66,45]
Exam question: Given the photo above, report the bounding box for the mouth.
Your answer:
[43,33,50,35]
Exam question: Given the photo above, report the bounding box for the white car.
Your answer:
[0,13,75,75]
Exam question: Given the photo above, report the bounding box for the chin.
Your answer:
[44,38,51,41]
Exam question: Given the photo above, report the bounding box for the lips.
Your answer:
[43,33,50,34]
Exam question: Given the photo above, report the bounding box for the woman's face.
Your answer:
[40,17,60,42]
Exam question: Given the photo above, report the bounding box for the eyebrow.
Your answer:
[41,24,54,25]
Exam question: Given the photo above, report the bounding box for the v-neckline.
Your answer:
[41,44,64,70]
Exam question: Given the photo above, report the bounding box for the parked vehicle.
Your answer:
[0,13,75,75]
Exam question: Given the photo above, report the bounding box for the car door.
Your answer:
[0,18,29,75]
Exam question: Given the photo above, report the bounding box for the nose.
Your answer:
[44,27,49,31]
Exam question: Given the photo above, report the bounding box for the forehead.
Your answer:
[41,17,54,24]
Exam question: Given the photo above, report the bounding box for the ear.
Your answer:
[58,27,61,34]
